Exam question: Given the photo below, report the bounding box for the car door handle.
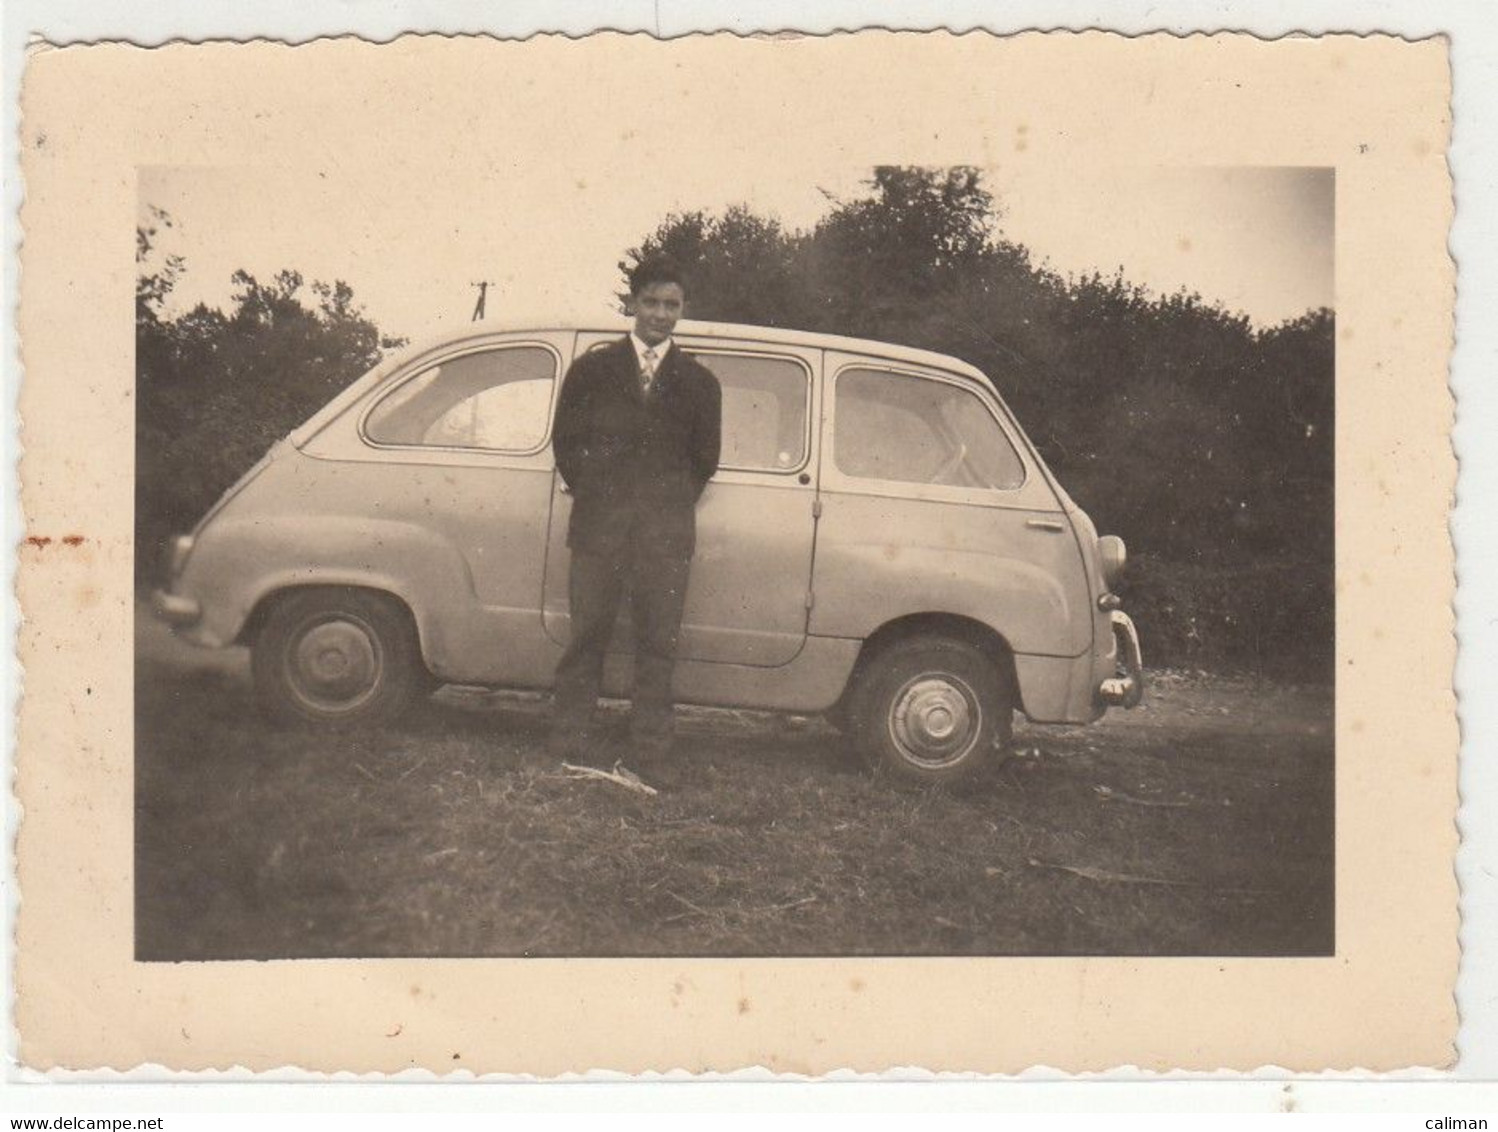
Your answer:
[1025,518,1066,533]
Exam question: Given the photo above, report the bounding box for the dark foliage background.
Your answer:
[135,206,407,585]
[136,167,1333,678]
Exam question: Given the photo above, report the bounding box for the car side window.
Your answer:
[365,345,557,452]
[699,352,810,472]
[834,367,1025,490]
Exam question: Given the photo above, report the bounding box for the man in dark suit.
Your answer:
[548,256,722,770]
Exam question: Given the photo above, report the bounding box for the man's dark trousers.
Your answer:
[551,532,691,753]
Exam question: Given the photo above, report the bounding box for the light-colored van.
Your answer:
[154,320,1144,783]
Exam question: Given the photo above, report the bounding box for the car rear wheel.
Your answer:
[846,635,1012,785]
[251,587,426,727]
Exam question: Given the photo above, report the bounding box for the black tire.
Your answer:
[250,587,427,727]
[845,635,1012,785]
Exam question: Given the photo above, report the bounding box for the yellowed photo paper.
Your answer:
[15,31,1456,1073]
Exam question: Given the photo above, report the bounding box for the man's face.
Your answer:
[630,281,685,346]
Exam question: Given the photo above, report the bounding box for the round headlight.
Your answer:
[1098,535,1127,587]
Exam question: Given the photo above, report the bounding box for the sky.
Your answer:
[139,164,1333,346]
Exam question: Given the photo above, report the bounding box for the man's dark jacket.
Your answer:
[552,336,722,559]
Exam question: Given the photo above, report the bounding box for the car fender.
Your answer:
[811,542,1087,658]
[176,514,476,656]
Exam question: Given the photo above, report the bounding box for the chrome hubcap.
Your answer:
[288,617,382,711]
[889,675,981,767]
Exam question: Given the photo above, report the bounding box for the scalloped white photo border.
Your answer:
[2,0,1494,1111]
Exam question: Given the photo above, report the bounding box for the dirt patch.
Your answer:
[134,613,1333,959]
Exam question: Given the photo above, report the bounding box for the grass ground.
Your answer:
[134,611,1333,959]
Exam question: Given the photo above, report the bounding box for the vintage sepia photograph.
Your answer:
[17,30,1457,1074]
[134,157,1335,960]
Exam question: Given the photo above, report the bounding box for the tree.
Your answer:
[136,205,185,329]
[135,216,406,585]
[621,205,808,327]
[805,166,996,320]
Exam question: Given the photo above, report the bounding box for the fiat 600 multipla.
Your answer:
[153,320,1144,783]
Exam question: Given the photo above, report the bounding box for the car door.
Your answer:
[301,335,566,685]
[542,333,820,667]
[810,353,1094,658]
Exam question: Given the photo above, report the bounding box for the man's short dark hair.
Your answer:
[628,255,688,297]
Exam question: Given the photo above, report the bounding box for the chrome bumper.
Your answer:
[1098,610,1144,708]
[152,588,202,627]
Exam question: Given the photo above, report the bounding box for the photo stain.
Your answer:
[738,997,751,1014]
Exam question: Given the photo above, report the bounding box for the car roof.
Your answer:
[289,318,1000,449]
[403,318,993,383]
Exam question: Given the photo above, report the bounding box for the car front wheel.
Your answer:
[251,587,426,727]
[846,636,1012,785]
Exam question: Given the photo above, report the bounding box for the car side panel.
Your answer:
[174,452,558,686]
[1013,652,1108,723]
[808,491,1091,656]
[542,472,819,666]
[605,635,861,712]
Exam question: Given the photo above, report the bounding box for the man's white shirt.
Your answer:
[630,332,673,387]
